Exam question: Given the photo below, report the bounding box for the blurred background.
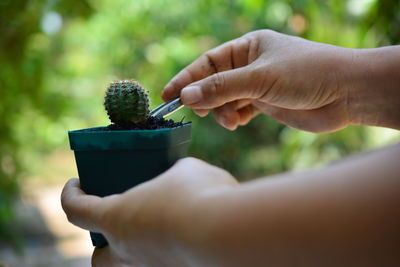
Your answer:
[1,0,399,265]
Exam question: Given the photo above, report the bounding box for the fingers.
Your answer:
[252,100,348,133]
[237,105,261,126]
[193,108,209,117]
[162,35,257,101]
[61,178,107,232]
[170,157,237,186]
[214,102,241,130]
[213,101,260,130]
[180,66,267,110]
[92,247,114,267]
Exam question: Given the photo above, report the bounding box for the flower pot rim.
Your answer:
[68,122,192,151]
[68,122,192,134]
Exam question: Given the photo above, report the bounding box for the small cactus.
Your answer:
[104,80,150,126]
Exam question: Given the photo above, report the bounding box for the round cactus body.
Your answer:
[104,80,150,125]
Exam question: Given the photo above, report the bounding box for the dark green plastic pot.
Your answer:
[68,123,191,248]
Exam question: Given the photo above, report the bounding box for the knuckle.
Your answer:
[173,157,207,175]
[62,200,82,225]
[60,191,77,217]
[242,32,257,43]
[176,157,201,167]
[218,169,236,183]
[203,52,218,73]
[259,29,275,36]
[204,49,215,58]
[204,79,218,100]
[206,73,225,100]
[213,73,225,89]
[204,44,222,58]
[262,29,273,34]
[245,29,273,38]
[60,194,72,214]
[168,79,183,93]
[62,202,79,224]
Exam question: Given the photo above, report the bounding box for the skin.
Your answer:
[61,30,400,266]
[163,30,400,132]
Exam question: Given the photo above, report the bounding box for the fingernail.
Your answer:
[220,115,230,128]
[221,115,237,131]
[196,110,209,117]
[181,86,202,105]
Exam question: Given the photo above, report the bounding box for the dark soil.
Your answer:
[103,116,184,131]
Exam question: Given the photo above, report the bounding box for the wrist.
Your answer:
[345,46,400,129]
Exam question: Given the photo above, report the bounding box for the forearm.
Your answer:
[347,46,400,129]
[183,144,400,266]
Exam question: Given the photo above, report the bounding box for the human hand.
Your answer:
[61,157,238,266]
[162,30,356,133]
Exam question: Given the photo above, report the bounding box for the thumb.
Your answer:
[61,178,108,232]
[180,66,263,109]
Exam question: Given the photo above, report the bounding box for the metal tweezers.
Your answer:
[150,97,183,119]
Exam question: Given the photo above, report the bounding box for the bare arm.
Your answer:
[191,144,400,266]
[62,144,400,266]
[347,46,400,129]
[61,31,400,266]
[163,30,400,131]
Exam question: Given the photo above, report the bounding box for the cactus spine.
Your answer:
[104,80,150,125]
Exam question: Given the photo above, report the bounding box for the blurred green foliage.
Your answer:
[1,0,399,246]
